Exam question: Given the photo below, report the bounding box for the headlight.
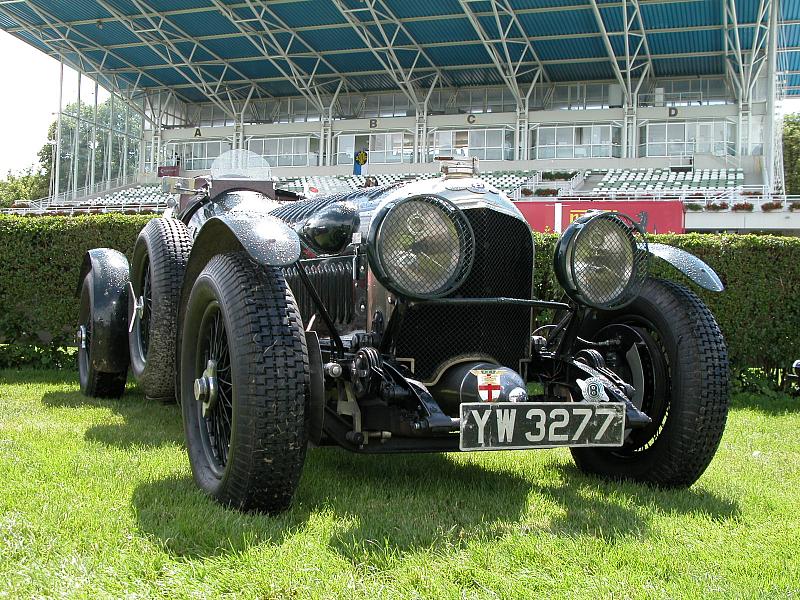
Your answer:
[554,212,648,310]
[368,195,474,299]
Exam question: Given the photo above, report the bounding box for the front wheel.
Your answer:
[180,253,309,513]
[571,278,729,487]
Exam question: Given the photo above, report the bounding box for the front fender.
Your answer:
[176,213,301,393]
[77,248,131,373]
[195,213,301,268]
[644,243,724,292]
[182,213,300,295]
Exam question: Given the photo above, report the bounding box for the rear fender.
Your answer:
[77,248,131,373]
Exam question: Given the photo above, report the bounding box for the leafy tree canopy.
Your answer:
[783,113,800,195]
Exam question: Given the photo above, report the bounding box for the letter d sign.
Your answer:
[668,107,678,118]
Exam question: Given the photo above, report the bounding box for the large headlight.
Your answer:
[368,195,474,299]
[554,212,648,310]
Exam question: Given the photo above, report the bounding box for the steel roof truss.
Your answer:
[330,0,445,107]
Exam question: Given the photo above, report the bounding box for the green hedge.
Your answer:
[0,215,152,366]
[1,215,798,373]
[532,232,800,373]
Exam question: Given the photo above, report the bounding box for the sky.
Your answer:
[1,29,800,176]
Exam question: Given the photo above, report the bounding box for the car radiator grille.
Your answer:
[393,209,534,382]
[284,257,355,328]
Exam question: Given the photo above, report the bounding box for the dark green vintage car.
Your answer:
[77,151,729,513]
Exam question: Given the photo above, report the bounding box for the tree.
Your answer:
[0,167,49,208]
[783,113,800,195]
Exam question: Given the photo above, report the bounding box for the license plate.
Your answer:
[459,402,626,451]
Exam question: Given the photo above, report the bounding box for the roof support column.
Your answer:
[725,0,772,160]
[589,0,652,159]
[320,81,344,167]
[414,74,439,163]
[459,0,549,163]
[90,81,98,192]
[54,60,63,200]
[72,71,81,200]
[106,93,115,189]
[233,86,255,151]
[765,0,783,194]
[122,100,130,182]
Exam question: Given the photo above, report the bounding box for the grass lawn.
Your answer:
[0,369,798,599]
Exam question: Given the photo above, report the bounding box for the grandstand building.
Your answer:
[1,0,799,232]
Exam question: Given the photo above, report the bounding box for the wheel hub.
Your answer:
[76,325,87,349]
[194,360,219,417]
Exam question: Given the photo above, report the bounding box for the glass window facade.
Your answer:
[164,139,232,171]
[334,132,414,165]
[428,128,513,160]
[247,136,319,167]
[534,124,621,159]
[639,121,736,157]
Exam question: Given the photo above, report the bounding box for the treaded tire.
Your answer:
[78,274,127,398]
[129,218,192,400]
[571,278,729,487]
[180,252,309,513]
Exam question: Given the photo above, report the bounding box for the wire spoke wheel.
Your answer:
[138,258,152,360]
[195,301,233,476]
[180,252,308,513]
[77,283,93,383]
[128,218,192,400]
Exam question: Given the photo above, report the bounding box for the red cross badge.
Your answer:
[472,369,503,402]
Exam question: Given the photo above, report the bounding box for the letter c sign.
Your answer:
[467,114,476,124]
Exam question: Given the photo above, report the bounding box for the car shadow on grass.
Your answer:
[130,447,740,563]
[41,386,183,449]
[535,462,740,542]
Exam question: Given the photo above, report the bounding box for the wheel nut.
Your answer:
[194,377,209,403]
[324,362,343,378]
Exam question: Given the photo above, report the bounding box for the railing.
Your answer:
[2,198,168,217]
[511,172,542,200]
[514,171,585,200]
[24,174,140,210]
[517,186,800,214]
[637,92,732,108]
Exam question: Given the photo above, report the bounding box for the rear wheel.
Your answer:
[571,278,729,487]
[129,218,192,400]
[180,252,308,513]
[78,274,127,398]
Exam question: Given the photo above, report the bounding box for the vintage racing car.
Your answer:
[76,151,729,513]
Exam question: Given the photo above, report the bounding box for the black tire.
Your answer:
[180,252,309,513]
[129,218,192,400]
[571,278,729,487]
[78,274,127,398]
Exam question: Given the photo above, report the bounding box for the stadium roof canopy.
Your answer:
[1,0,798,109]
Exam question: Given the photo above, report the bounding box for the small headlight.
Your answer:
[554,212,648,309]
[368,195,474,299]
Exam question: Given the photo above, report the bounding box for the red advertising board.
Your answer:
[157,165,180,177]
[514,200,685,234]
